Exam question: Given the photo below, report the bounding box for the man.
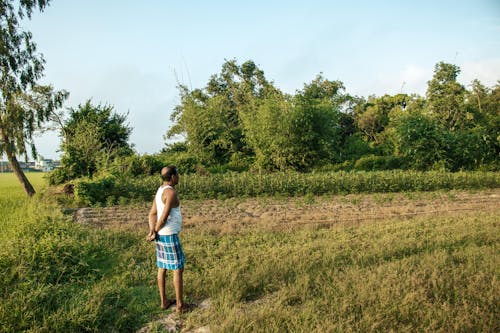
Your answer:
[147,165,186,312]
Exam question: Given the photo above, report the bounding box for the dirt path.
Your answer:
[75,189,500,233]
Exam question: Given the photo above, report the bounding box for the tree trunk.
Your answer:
[0,130,36,196]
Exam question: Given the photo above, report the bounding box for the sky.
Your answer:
[21,0,500,159]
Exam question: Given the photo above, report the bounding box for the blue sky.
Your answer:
[23,0,500,159]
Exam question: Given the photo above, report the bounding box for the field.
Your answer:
[0,173,499,332]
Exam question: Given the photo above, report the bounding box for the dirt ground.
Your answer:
[76,189,500,233]
[182,189,500,234]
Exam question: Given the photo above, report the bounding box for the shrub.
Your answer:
[353,155,406,171]
[163,151,199,174]
[227,151,253,172]
[47,167,71,185]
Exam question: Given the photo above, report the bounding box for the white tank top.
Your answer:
[155,185,182,235]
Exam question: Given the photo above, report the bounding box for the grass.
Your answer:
[181,213,499,332]
[0,173,499,332]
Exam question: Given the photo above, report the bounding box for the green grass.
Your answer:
[0,173,498,332]
[0,172,48,240]
[181,214,499,332]
[0,172,46,196]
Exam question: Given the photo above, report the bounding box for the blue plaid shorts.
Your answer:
[155,234,185,270]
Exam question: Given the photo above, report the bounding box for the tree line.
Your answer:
[1,0,498,196]
[164,59,498,173]
[51,59,498,186]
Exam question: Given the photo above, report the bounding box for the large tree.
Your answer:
[241,75,347,171]
[167,59,275,165]
[0,0,67,196]
[50,101,133,184]
[426,62,467,130]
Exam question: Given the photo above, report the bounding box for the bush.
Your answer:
[353,155,406,171]
[163,151,199,174]
[47,167,71,185]
[340,134,374,161]
[395,113,447,170]
[227,151,253,172]
[107,154,166,177]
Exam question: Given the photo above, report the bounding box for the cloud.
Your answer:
[355,64,432,97]
[353,58,500,97]
[460,58,500,87]
[397,65,432,95]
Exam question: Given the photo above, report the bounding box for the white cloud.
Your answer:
[356,64,432,97]
[351,58,500,97]
[397,65,432,95]
[460,58,500,87]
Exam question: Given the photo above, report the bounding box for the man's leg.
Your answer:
[174,269,184,311]
[157,268,168,308]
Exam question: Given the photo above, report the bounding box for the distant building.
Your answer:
[0,161,10,172]
[35,156,56,172]
[0,157,60,172]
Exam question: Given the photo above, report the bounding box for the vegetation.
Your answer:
[0,0,67,196]
[49,100,134,185]
[0,174,157,332]
[0,174,498,332]
[162,60,499,174]
[71,170,500,206]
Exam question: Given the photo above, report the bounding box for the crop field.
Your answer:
[0,173,499,332]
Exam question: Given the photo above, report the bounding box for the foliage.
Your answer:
[338,133,374,162]
[49,101,133,184]
[74,175,158,206]
[445,126,496,171]
[167,59,274,165]
[241,74,348,171]
[105,154,165,177]
[426,62,468,130]
[168,61,352,172]
[72,171,500,205]
[353,155,406,171]
[354,94,410,144]
[395,113,448,170]
[0,0,67,196]
[285,76,346,169]
[165,60,497,174]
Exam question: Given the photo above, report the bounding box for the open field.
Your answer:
[0,172,46,196]
[0,173,499,332]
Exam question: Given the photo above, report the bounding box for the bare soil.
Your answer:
[75,189,500,234]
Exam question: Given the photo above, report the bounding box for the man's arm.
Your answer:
[147,200,157,241]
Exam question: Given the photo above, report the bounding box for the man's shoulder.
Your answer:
[161,186,177,201]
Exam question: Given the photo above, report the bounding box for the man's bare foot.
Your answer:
[161,299,176,310]
[176,303,195,313]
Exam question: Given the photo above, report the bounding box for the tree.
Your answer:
[0,0,68,196]
[426,62,467,130]
[395,113,448,170]
[240,75,346,171]
[354,94,411,144]
[167,59,275,165]
[288,76,346,168]
[239,91,291,170]
[466,80,500,159]
[50,101,133,184]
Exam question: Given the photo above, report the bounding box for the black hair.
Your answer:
[161,165,178,181]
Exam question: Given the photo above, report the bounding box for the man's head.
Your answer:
[161,165,179,184]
